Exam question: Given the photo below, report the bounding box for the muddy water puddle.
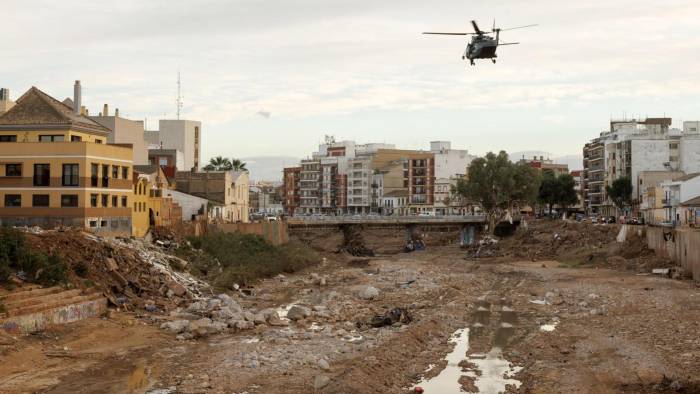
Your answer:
[413,295,524,393]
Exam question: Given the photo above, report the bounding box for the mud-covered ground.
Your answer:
[2,229,700,393]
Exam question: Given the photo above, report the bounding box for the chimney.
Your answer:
[115,108,120,117]
[73,81,81,115]
[103,103,109,116]
[0,88,9,101]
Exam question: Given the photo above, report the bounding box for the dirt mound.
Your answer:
[499,220,674,272]
[23,229,208,311]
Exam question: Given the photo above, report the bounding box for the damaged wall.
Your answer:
[645,226,700,280]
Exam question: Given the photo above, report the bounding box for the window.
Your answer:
[0,135,17,142]
[101,220,107,227]
[90,194,98,207]
[122,166,129,179]
[39,135,65,142]
[5,164,21,177]
[121,196,127,207]
[89,220,98,228]
[102,165,109,187]
[95,139,102,144]
[112,166,119,179]
[62,164,79,186]
[159,157,168,166]
[33,164,50,186]
[112,195,118,207]
[91,163,98,187]
[32,194,49,207]
[4,194,21,207]
[70,135,82,142]
[61,194,78,207]
[101,194,109,207]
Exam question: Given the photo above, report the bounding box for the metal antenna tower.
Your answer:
[176,71,183,120]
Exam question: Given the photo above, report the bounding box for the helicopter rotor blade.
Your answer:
[499,42,520,46]
[471,20,482,34]
[422,32,471,35]
[498,24,538,32]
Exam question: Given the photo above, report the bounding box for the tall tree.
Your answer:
[230,158,247,172]
[606,176,633,213]
[453,151,540,233]
[556,173,579,214]
[538,172,559,214]
[204,156,233,171]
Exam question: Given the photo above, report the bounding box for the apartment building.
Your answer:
[0,85,133,235]
[430,141,475,179]
[518,156,569,177]
[91,103,148,165]
[371,149,435,214]
[145,119,202,171]
[299,159,321,214]
[582,118,700,215]
[283,167,301,215]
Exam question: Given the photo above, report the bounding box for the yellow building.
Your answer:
[0,86,134,236]
[132,165,177,237]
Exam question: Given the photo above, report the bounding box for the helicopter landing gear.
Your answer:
[491,58,496,64]
[470,59,475,66]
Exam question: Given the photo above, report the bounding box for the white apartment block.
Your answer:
[145,119,202,171]
[583,118,700,215]
[430,141,475,179]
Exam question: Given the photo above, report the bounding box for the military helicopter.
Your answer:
[423,20,536,65]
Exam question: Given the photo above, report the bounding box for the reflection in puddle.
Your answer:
[412,328,523,393]
[412,328,470,392]
[464,348,523,393]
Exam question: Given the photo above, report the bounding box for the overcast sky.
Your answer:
[4,0,700,165]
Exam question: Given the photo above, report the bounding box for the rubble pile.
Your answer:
[464,235,502,258]
[22,229,208,310]
[501,220,620,261]
[162,293,278,339]
[339,225,375,257]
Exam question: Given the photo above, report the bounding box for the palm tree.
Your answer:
[205,156,233,171]
[230,158,247,172]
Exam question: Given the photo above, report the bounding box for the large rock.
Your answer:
[212,306,244,321]
[313,375,331,390]
[287,305,312,321]
[166,280,187,297]
[186,300,210,315]
[253,313,267,325]
[357,286,380,300]
[161,320,190,334]
[189,318,217,337]
[217,294,242,311]
[267,315,290,326]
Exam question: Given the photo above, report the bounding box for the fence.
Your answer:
[212,221,289,246]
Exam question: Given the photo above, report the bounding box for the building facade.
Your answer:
[145,119,201,171]
[283,166,301,215]
[175,170,249,222]
[0,86,133,236]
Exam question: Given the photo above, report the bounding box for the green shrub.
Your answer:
[185,233,320,288]
[36,253,68,286]
[73,261,89,277]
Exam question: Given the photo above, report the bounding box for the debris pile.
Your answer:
[359,307,413,328]
[22,229,208,310]
[162,293,278,339]
[464,235,502,258]
[339,225,375,257]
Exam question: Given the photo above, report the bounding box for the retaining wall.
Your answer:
[645,226,700,280]
[1,297,108,334]
[213,221,289,245]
